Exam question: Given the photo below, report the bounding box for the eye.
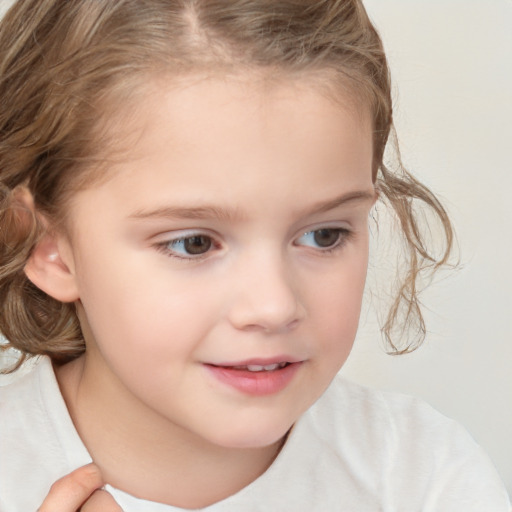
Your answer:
[295,228,349,250]
[157,234,216,259]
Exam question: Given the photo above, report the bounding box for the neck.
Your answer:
[55,355,284,508]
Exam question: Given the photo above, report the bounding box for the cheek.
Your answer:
[309,251,369,353]
[74,252,221,360]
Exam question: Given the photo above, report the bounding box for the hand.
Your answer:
[38,463,122,511]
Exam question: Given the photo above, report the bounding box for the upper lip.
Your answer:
[206,356,304,367]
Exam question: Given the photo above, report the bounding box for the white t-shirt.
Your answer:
[0,356,509,511]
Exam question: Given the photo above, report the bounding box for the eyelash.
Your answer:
[295,227,353,254]
[154,227,353,261]
[155,233,221,261]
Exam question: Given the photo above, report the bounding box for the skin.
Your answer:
[33,74,376,509]
[38,464,121,512]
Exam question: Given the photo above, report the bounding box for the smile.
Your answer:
[230,362,288,372]
[204,361,302,396]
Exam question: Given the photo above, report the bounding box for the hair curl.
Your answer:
[0,0,453,371]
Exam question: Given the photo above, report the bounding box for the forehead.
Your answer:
[65,73,374,232]
[102,72,372,171]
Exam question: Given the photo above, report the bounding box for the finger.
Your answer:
[81,489,123,512]
[38,463,104,512]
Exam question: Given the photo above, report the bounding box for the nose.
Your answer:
[227,250,305,334]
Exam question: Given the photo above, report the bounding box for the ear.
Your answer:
[11,187,78,303]
[24,228,80,304]
[12,186,79,303]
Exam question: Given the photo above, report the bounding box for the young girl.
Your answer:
[0,0,509,510]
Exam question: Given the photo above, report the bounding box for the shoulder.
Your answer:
[306,374,455,446]
[0,357,61,463]
[0,357,54,509]
[0,355,48,416]
[0,356,92,511]
[0,355,88,453]
[311,374,480,446]
[302,375,511,510]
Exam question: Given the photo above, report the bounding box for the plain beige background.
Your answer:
[0,0,511,496]
[343,0,512,495]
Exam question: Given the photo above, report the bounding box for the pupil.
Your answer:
[314,229,339,247]
[184,236,212,255]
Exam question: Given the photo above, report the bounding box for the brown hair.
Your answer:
[0,0,453,371]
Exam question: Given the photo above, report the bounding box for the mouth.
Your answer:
[204,360,302,396]
[224,362,289,372]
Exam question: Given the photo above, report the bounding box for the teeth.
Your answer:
[245,363,287,372]
[247,364,274,372]
[228,362,289,371]
[246,365,264,372]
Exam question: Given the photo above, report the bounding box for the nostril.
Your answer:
[287,319,300,331]
[241,324,265,333]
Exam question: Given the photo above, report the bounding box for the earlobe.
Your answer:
[24,231,80,303]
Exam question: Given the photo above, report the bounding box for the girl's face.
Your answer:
[59,75,375,449]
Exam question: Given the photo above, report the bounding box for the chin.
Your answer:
[207,418,294,450]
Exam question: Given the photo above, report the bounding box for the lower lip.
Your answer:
[204,362,302,396]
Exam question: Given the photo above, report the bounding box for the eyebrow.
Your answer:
[303,189,376,217]
[128,189,376,222]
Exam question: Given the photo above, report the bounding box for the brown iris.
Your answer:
[183,236,212,255]
[313,229,341,248]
